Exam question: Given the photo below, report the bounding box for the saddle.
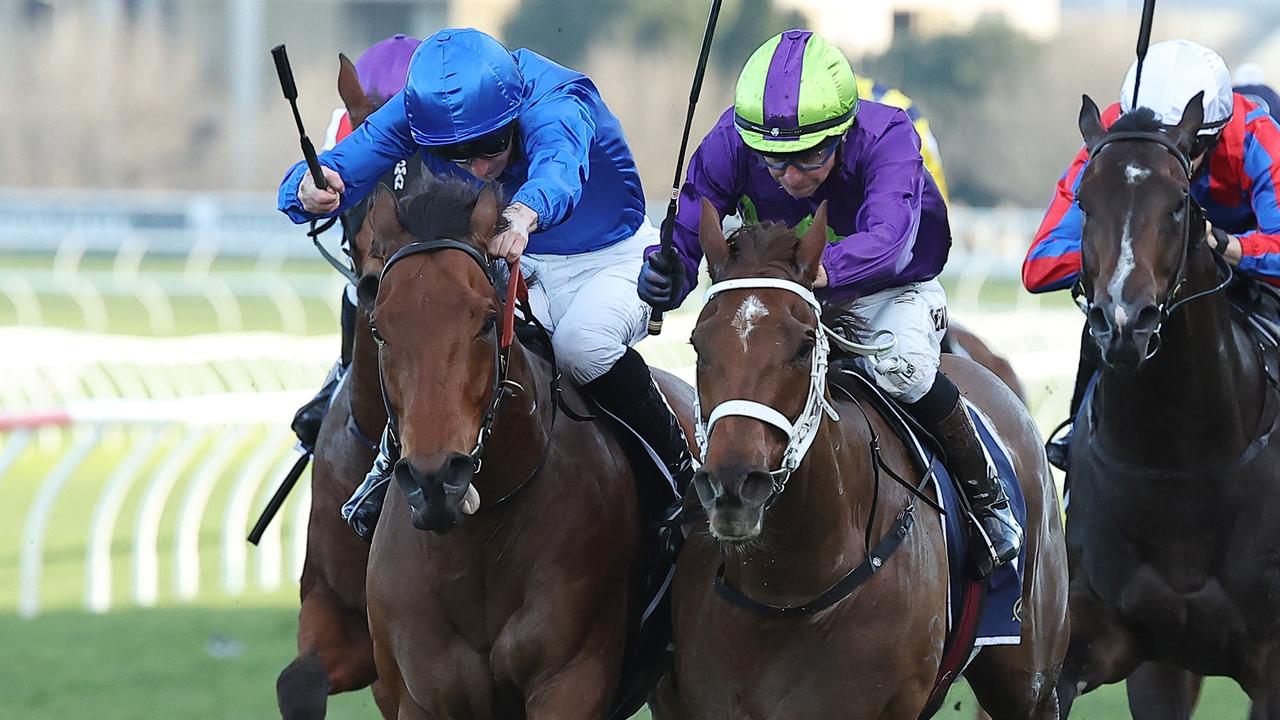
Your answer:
[1225,274,1280,388]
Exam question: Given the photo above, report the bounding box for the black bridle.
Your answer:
[1075,130,1234,356]
[372,237,564,511]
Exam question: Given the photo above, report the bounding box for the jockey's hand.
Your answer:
[491,203,538,263]
[1207,225,1243,265]
[814,263,829,289]
[638,248,686,310]
[298,166,345,215]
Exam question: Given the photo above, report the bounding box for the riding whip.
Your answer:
[272,44,328,191]
[1131,0,1158,108]
[648,0,724,336]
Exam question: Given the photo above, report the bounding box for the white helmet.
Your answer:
[1120,39,1233,135]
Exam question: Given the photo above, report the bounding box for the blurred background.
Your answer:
[1,0,1275,716]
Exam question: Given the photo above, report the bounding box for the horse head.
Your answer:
[357,179,507,533]
[690,198,831,542]
[1076,91,1206,371]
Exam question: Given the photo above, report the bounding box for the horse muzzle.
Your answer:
[1087,299,1162,371]
[394,452,476,534]
[693,466,774,543]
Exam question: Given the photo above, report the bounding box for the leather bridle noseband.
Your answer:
[1075,130,1234,357]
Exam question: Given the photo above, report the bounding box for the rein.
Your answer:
[696,277,935,617]
[373,238,564,512]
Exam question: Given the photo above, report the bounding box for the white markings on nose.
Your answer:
[1108,212,1135,305]
[1125,162,1151,184]
[731,295,769,352]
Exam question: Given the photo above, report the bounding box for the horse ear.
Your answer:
[1079,94,1106,149]
[797,200,829,284]
[367,184,402,259]
[471,186,500,241]
[338,53,376,129]
[1173,91,1206,152]
[699,198,729,276]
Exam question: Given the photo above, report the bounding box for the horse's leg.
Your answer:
[523,658,613,720]
[1055,582,1142,717]
[1125,662,1200,720]
[278,585,378,719]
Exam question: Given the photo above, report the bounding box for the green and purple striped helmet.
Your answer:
[734,30,858,154]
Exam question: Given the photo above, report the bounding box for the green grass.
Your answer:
[0,606,1251,719]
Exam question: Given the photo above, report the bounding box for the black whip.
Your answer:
[1132,0,1158,109]
[648,0,724,336]
[272,44,328,191]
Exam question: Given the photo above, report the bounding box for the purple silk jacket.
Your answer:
[657,102,951,305]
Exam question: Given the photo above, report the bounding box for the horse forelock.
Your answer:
[376,176,507,260]
[719,222,809,284]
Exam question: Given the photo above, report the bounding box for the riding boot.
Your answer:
[907,374,1022,580]
[291,291,358,453]
[1045,324,1101,472]
[340,425,397,543]
[582,348,694,559]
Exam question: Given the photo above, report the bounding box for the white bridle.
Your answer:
[693,278,896,495]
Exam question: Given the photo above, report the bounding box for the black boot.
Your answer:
[583,348,693,558]
[291,291,358,453]
[340,426,397,542]
[1046,324,1102,472]
[908,374,1021,580]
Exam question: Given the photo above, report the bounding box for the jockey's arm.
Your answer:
[659,127,743,308]
[1023,145,1090,294]
[277,91,417,224]
[509,87,596,231]
[1232,114,1280,286]
[821,114,926,292]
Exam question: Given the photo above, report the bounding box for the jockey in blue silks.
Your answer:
[278,28,692,543]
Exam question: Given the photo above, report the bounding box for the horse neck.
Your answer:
[1095,246,1263,463]
[726,407,870,601]
[348,303,388,444]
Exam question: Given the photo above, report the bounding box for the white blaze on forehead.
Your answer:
[731,295,769,351]
[1124,162,1151,184]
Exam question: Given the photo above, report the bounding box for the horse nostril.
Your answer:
[692,469,714,506]
[1133,304,1162,335]
[740,470,775,505]
[1087,304,1112,340]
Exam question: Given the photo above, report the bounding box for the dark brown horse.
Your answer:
[653,200,1068,719]
[360,178,695,718]
[275,54,394,719]
[1056,93,1280,718]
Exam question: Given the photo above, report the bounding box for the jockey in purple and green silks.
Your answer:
[637,30,1021,577]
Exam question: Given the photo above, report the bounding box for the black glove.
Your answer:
[638,248,687,311]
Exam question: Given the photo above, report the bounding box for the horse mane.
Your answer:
[720,221,811,283]
[1108,107,1162,134]
[394,175,507,248]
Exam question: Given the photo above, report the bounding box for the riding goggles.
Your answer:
[435,124,515,165]
[756,135,841,172]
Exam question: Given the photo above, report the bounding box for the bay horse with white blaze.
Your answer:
[652,200,1068,719]
[360,178,695,718]
[1056,93,1280,718]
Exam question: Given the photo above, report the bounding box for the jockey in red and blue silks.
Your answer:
[277,28,691,544]
[1024,39,1280,471]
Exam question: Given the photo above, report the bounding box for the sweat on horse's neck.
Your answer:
[722,414,874,603]
[1095,245,1263,468]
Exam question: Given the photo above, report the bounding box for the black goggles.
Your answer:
[435,125,515,165]
[756,135,841,172]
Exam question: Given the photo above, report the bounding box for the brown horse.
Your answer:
[1055,94,1280,718]
[360,178,694,718]
[652,200,1068,719]
[275,54,394,719]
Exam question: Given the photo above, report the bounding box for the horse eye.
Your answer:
[481,314,498,334]
[369,322,386,346]
[794,339,815,362]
